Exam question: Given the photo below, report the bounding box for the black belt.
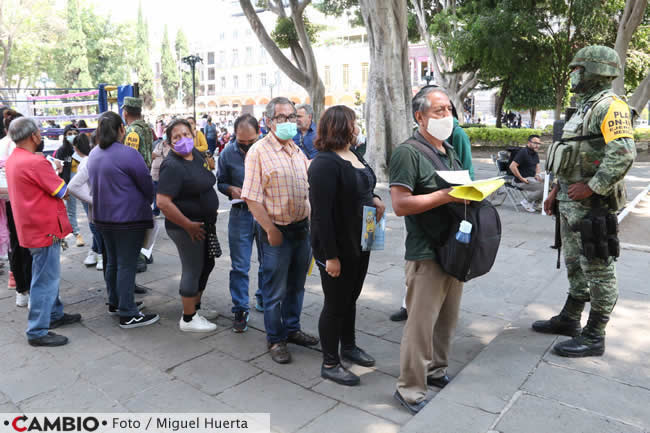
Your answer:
[232,202,248,210]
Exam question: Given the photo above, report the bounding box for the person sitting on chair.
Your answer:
[509,134,545,212]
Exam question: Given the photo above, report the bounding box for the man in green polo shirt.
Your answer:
[390,87,467,415]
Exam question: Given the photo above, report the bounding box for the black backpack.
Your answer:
[405,137,502,282]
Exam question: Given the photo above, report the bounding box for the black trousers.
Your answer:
[6,201,32,294]
[318,252,370,365]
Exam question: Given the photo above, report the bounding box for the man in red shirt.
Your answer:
[6,117,81,347]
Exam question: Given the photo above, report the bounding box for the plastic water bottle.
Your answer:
[455,220,472,244]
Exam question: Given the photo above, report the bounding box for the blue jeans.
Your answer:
[27,243,64,339]
[100,228,145,316]
[258,222,310,344]
[228,206,263,313]
[207,138,217,154]
[66,175,79,234]
[152,181,160,216]
[82,202,104,254]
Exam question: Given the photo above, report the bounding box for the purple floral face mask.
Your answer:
[174,136,194,156]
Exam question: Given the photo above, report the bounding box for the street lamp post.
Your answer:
[182,54,203,119]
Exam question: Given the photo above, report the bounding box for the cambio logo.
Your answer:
[5,416,102,432]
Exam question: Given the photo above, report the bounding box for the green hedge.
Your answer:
[466,127,543,146]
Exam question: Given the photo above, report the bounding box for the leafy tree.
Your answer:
[442,0,544,126]
[62,0,92,88]
[0,0,61,94]
[80,7,136,87]
[505,78,556,128]
[240,0,325,120]
[160,25,179,108]
[175,29,194,107]
[134,2,154,109]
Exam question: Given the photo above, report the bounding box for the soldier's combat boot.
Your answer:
[553,310,609,358]
[531,295,584,337]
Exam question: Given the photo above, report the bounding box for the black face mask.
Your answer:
[237,141,254,153]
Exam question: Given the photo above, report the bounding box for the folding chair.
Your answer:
[491,151,528,212]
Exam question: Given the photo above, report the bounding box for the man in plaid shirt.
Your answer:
[242,97,319,364]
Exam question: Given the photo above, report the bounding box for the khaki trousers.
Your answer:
[397,259,463,404]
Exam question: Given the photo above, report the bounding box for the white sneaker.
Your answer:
[520,199,536,213]
[96,255,103,271]
[83,251,98,266]
[179,314,217,333]
[16,291,29,307]
[199,309,218,320]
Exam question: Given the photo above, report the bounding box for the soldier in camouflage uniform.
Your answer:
[123,97,153,168]
[122,96,154,277]
[532,46,636,357]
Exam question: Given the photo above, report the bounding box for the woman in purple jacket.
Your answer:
[87,111,159,329]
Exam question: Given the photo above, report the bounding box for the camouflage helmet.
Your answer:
[569,45,621,79]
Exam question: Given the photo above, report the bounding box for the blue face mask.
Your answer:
[66,135,75,144]
[275,122,297,141]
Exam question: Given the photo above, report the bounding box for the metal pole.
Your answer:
[191,63,197,120]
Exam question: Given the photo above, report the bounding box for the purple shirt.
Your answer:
[87,141,153,230]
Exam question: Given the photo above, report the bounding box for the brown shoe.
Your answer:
[287,330,319,347]
[269,342,291,364]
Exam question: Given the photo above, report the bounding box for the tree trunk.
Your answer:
[240,0,326,119]
[530,108,537,129]
[409,0,478,115]
[495,81,510,128]
[359,0,412,181]
[629,72,650,119]
[554,87,564,121]
[613,0,648,95]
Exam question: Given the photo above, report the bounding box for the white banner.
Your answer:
[0,413,270,433]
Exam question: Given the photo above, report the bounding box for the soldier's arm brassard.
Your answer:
[586,97,636,196]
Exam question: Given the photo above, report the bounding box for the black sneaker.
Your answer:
[49,313,82,329]
[134,284,148,294]
[28,331,69,347]
[233,311,249,333]
[108,301,144,316]
[390,307,408,322]
[119,312,159,329]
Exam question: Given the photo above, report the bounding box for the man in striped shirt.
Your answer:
[242,97,319,364]
[6,118,81,347]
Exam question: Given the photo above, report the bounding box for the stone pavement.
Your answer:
[0,159,647,433]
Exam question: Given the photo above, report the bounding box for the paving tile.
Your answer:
[522,362,650,428]
[19,377,126,412]
[353,331,401,378]
[312,369,412,425]
[171,351,261,395]
[203,327,270,361]
[218,373,336,433]
[496,393,643,433]
[438,324,555,414]
[42,324,121,369]
[0,354,80,403]
[123,379,233,413]
[81,351,171,402]
[297,403,400,433]
[401,395,496,433]
[0,402,20,412]
[252,344,324,388]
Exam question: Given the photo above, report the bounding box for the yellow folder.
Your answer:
[449,177,505,202]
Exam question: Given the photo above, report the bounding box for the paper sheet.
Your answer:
[449,177,506,202]
[436,170,473,186]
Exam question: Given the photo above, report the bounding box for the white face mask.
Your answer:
[426,116,454,141]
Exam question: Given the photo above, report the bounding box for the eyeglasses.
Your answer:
[530,141,542,145]
[272,114,297,123]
